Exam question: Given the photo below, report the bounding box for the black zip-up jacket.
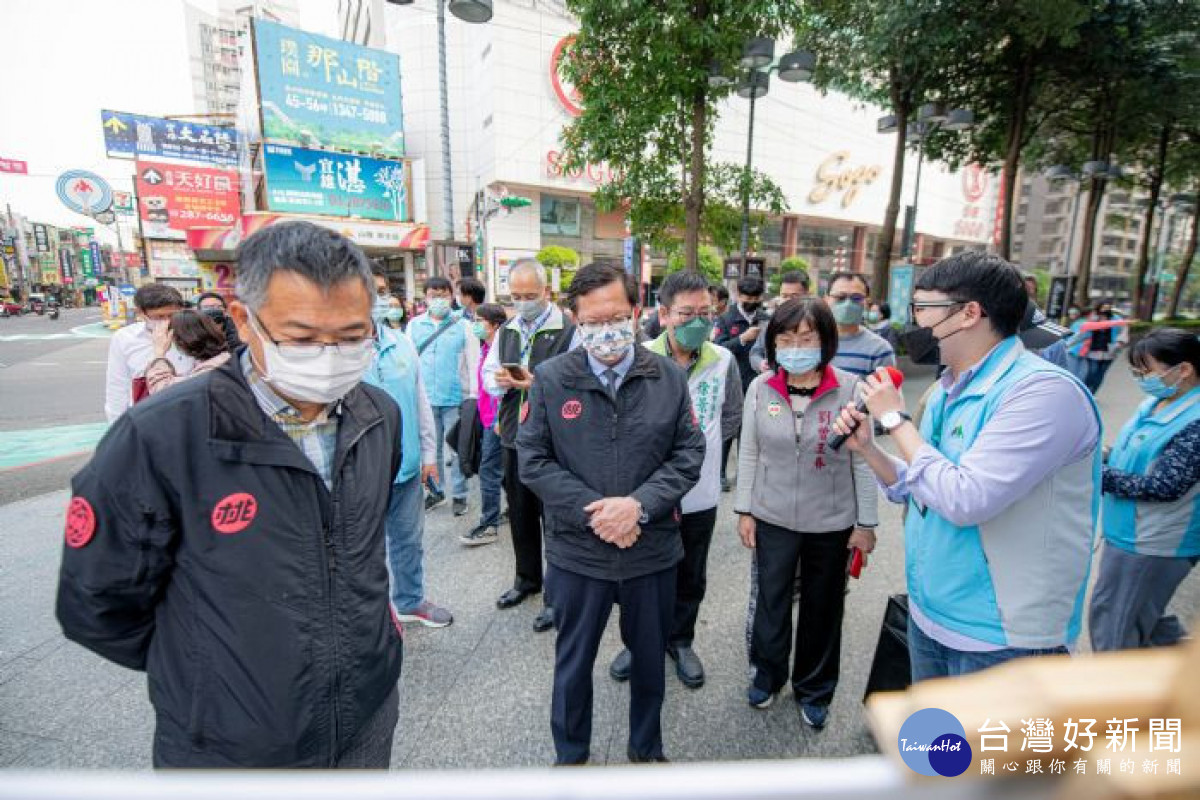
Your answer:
[495,312,575,449]
[55,356,403,767]
[714,305,768,391]
[517,346,705,581]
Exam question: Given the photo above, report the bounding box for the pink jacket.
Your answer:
[477,340,498,428]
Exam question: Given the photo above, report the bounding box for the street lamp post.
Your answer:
[387,0,493,245]
[881,103,973,260]
[710,40,815,275]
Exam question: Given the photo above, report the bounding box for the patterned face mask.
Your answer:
[579,319,635,363]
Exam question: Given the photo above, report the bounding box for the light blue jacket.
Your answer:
[407,312,479,408]
[363,327,435,485]
[906,337,1102,649]
[1103,387,1200,557]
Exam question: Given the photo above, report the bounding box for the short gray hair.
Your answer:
[235,221,374,310]
[509,258,548,287]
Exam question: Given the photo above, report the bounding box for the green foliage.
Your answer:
[770,256,812,293]
[665,245,723,285]
[536,245,580,270]
[538,246,581,293]
[560,0,791,268]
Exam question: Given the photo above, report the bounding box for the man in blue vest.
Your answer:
[407,276,480,515]
[834,251,1101,681]
[365,267,453,628]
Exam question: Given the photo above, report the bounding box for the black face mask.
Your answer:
[201,308,227,324]
[902,307,965,365]
[741,301,761,314]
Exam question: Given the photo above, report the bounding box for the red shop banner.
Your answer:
[135,159,239,240]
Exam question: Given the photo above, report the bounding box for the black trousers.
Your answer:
[720,436,736,481]
[503,445,545,593]
[671,507,718,647]
[547,563,676,765]
[749,519,852,706]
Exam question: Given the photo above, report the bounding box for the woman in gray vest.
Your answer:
[1090,329,1200,651]
[734,298,879,729]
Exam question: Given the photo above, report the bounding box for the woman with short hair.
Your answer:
[145,310,231,395]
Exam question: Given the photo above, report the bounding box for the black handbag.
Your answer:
[863,593,912,700]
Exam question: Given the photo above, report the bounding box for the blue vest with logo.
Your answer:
[1103,386,1200,558]
[906,337,1102,649]
[364,327,421,484]
[408,312,468,407]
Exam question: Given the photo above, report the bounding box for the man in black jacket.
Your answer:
[713,275,768,490]
[482,258,576,632]
[518,262,705,765]
[56,222,404,768]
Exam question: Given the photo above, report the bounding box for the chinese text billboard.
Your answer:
[135,160,240,240]
[254,19,404,157]
[262,144,409,222]
[101,110,238,167]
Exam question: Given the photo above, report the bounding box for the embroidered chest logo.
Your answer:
[767,399,784,418]
[951,424,965,438]
[562,399,583,420]
[212,492,259,535]
[64,497,96,549]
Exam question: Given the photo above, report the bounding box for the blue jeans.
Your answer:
[1081,358,1113,394]
[908,617,1069,683]
[478,425,503,527]
[431,404,468,499]
[1065,354,1088,382]
[384,474,426,613]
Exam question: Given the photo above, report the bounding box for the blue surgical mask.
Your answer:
[832,299,865,326]
[372,295,392,321]
[1137,367,1182,400]
[428,297,451,318]
[776,347,822,375]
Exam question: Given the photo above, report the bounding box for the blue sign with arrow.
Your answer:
[100,110,238,167]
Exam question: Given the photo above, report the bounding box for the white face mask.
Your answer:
[249,314,374,405]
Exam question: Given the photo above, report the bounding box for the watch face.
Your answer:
[882,411,903,429]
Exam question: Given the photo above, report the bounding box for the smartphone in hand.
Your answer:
[847,547,864,579]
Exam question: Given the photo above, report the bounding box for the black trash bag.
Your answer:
[863,593,912,701]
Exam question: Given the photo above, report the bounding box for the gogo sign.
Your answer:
[550,35,582,118]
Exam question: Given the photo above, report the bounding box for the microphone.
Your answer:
[828,366,905,452]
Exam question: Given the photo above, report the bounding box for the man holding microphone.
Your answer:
[833,252,1101,681]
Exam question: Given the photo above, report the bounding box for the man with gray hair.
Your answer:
[483,258,577,631]
[56,221,405,767]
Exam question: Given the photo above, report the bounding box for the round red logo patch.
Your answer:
[561,399,583,420]
[64,497,96,549]
[211,492,259,535]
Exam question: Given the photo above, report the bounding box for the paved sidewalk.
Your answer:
[2,364,1196,769]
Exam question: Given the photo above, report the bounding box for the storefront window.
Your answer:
[541,194,581,237]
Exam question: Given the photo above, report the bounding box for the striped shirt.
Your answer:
[241,351,340,489]
[832,328,896,377]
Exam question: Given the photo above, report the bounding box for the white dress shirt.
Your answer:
[104,322,196,422]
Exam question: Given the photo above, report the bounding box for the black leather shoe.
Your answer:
[668,644,705,688]
[609,648,632,682]
[496,586,539,610]
[628,751,670,763]
[532,605,556,632]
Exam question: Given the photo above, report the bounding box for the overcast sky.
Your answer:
[0,0,337,246]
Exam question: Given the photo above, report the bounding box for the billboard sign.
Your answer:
[58,247,75,285]
[111,191,135,214]
[253,19,405,157]
[135,160,240,239]
[33,224,50,253]
[101,110,238,167]
[56,170,113,215]
[0,157,28,174]
[146,239,201,279]
[262,143,409,222]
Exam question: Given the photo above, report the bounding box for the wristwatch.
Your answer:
[634,499,649,524]
[879,410,913,432]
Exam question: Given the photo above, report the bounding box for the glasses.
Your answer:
[578,316,633,329]
[1130,364,1178,380]
[829,293,866,304]
[250,312,374,360]
[909,300,968,318]
[671,308,714,323]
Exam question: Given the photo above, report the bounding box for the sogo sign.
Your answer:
[545,34,621,187]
